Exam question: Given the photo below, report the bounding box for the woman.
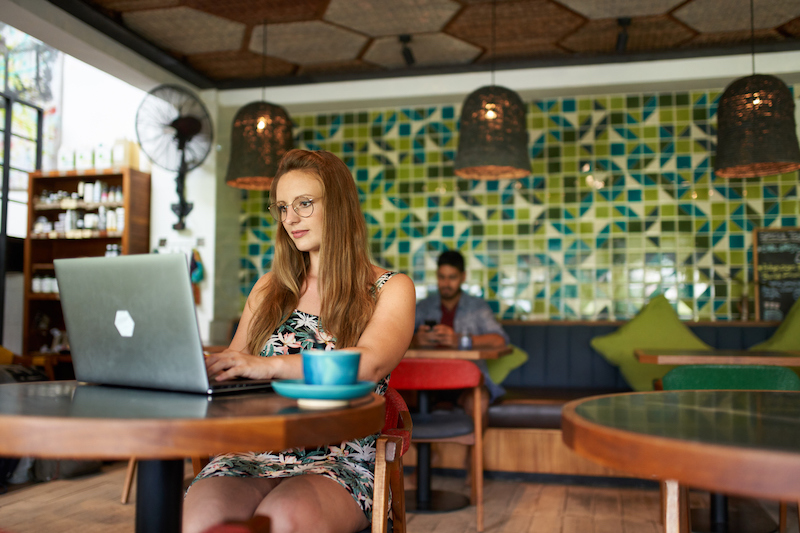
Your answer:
[183,150,415,533]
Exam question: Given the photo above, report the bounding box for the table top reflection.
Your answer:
[562,390,800,502]
[0,381,385,460]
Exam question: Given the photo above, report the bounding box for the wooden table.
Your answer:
[404,346,512,360]
[402,345,510,514]
[635,348,800,366]
[0,381,384,533]
[562,390,800,533]
[635,347,800,531]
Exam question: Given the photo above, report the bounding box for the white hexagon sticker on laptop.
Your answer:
[114,310,135,337]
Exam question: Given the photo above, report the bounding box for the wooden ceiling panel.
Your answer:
[682,28,786,48]
[560,16,694,54]
[186,50,296,82]
[184,0,328,25]
[50,0,800,88]
[87,0,179,11]
[782,17,800,38]
[556,0,686,19]
[296,60,383,77]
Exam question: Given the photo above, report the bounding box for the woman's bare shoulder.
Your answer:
[371,266,413,293]
[244,272,273,308]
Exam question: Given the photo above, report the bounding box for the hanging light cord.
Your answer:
[261,20,267,102]
[490,0,496,87]
[749,0,755,75]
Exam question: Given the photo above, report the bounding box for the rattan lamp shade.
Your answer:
[454,85,530,180]
[715,74,800,179]
[226,101,294,190]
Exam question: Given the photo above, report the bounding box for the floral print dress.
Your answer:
[191,272,398,521]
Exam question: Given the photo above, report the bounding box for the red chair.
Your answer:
[369,386,413,533]
[200,516,270,532]
[389,359,484,532]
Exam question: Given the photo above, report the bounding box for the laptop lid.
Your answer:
[54,254,270,395]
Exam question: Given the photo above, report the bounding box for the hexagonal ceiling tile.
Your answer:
[449,0,583,55]
[253,22,368,65]
[674,0,800,32]
[325,0,460,36]
[556,0,686,18]
[123,7,244,55]
[363,33,481,68]
[561,16,693,54]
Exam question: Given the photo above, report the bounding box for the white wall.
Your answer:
[60,56,143,156]
[59,57,219,343]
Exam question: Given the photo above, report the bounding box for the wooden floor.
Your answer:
[0,462,792,532]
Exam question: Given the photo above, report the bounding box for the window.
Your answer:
[0,23,58,238]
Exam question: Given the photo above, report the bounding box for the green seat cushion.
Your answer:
[662,364,800,391]
[485,345,529,384]
[749,297,800,377]
[750,297,800,352]
[590,295,712,391]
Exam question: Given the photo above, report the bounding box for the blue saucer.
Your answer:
[272,380,375,401]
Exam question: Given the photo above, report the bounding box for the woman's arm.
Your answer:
[205,273,304,382]
[348,272,416,382]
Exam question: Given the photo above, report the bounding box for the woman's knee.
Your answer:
[182,477,278,533]
[257,477,368,533]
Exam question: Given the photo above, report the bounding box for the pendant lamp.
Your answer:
[454,0,530,180]
[714,0,800,179]
[226,22,294,190]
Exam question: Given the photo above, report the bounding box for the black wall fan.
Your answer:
[135,84,213,230]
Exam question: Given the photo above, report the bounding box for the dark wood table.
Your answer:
[0,381,384,533]
[562,390,800,533]
[635,348,800,366]
[402,346,509,514]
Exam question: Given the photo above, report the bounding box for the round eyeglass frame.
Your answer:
[269,196,320,222]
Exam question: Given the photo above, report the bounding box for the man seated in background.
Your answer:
[412,250,510,410]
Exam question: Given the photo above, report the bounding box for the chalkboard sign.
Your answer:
[754,227,800,321]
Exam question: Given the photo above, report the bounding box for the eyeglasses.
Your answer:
[269,196,320,221]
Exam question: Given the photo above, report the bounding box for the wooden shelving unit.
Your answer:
[22,167,151,361]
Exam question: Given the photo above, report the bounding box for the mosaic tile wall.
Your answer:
[238,85,800,321]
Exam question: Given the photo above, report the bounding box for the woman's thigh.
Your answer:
[256,474,370,533]
[182,476,281,533]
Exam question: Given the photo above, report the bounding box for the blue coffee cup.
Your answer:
[302,349,361,386]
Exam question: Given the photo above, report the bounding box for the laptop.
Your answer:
[54,253,273,395]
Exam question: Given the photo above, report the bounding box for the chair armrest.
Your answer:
[192,456,211,477]
[383,411,413,456]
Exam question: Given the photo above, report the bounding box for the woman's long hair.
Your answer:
[247,149,376,354]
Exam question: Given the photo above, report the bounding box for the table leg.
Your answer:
[405,391,470,513]
[710,493,728,533]
[136,459,185,533]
